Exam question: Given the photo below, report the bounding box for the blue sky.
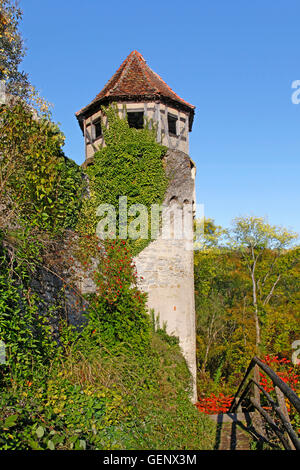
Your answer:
[19,0,300,234]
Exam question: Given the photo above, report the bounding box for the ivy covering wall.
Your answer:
[78,105,168,256]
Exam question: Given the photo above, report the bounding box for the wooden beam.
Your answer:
[85,125,98,152]
[83,120,87,161]
[155,103,161,143]
[250,397,291,450]
[275,386,297,450]
[164,105,171,149]
[144,102,148,128]
[175,112,187,150]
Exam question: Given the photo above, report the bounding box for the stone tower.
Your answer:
[76,50,197,401]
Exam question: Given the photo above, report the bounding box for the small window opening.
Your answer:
[93,120,102,139]
[168,114,177,136]
[169,196,178,204]
[127,111,144,129]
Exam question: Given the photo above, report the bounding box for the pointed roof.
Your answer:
[76,50,195,129]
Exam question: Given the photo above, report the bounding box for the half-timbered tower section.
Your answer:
[75,50,195,164]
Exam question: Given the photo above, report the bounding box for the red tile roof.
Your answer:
[76,50,195,127]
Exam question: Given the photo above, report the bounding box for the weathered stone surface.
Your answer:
[29,232,90,336]
[134,149,197,402]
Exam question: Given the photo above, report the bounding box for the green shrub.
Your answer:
[0,370,129,450]
[80,238,151,354]
[0,234,58,381]
[0,331,216,450]
[0,103,85,232]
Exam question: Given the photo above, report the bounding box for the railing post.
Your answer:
[236,400,242,413]
[229,356,300,449]
[253,365,260,404]
[275,386,296,450]
[252,364,266,440]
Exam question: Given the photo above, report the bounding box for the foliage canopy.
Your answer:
[194,216,300,396]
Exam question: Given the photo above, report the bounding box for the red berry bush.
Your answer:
[81,238,151,354]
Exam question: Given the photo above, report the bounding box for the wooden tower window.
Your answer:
[168,113,177,136]
[93,119,102,139]
[127,111,144,129]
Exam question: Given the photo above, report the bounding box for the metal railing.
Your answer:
[229,356,300,450]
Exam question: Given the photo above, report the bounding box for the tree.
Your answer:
[227,216,298,351]
[194,216,299,396]
[0,0,29,99]
[196,291,226,374]
[0,102,84,231]
[195,243,256,385]
[194,217,224,250]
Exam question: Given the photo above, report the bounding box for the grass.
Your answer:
[0,332,216,450]
[58,333,217,450]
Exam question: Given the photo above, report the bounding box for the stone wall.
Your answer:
[29,233,89,340]
[134,149,197,402]
[31,265,88,332]
[29,149,197,402]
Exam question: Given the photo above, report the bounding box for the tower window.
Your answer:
[168,114,177,136]
[127,111,144,129]
[93,119,102,139]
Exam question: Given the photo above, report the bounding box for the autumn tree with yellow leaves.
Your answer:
[194,217,299,395]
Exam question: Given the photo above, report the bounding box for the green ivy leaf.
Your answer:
[79,439,86,450]
[47,439,55,450]
[36,425,45,438]
[3,414,18,428]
